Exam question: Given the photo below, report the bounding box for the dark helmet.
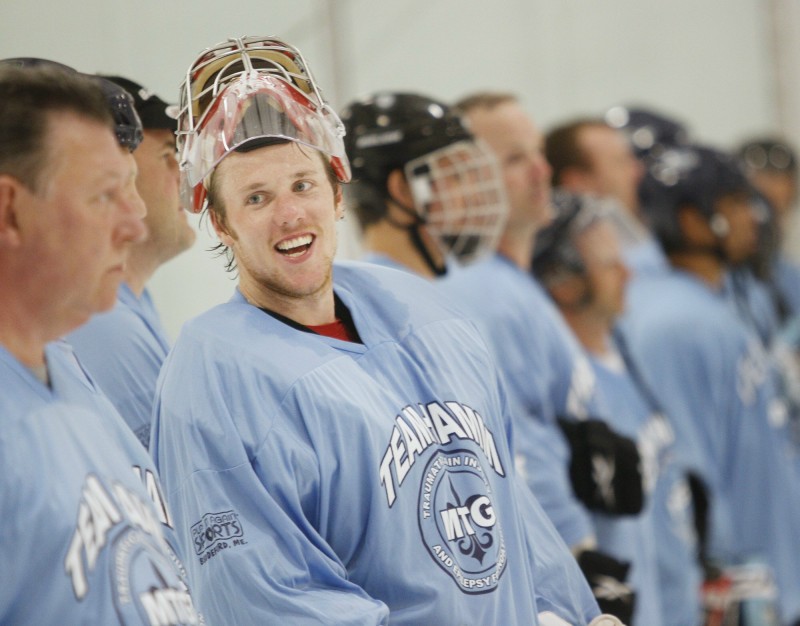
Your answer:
[341,92,472,226]
[640,144,752,253]
[0,56,76,73]
[605,104,690,161]
[0,57,143,152]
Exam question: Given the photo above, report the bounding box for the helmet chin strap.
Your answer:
[385,198,448,277]
[408,224,448,277]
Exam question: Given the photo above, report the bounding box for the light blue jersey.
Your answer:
[0,341,199,625]
[724,268,781,348]
[152,262,599,626]
[439,255,598,549]
[723,269,800,467]
[68,283,171,447]
[591,346,702,626]
[775,256,800,317]
[623,269,800,624]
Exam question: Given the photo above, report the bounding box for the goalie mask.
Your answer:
[342,92,509,269]
[177,36,351,213]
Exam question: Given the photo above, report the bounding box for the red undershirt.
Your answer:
[307,319,359,342]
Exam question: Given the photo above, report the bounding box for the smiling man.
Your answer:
[148,36,622,626]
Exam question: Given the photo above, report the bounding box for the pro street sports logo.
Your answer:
[418,449,507,594]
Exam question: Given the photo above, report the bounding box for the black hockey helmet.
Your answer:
[605,104,690,161]
[341,92,472,226]
[640,144,752,253]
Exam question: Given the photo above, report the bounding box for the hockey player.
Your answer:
[432,92,642,622]
[545,116,666,275]
[738,137,800,319]
[623,143,800,624]
[68,74,196,448]
[341,91,509,277]
[533,192,703,625]
[0,62,199,624]
[148,36,624,625]
[341,90,645,619]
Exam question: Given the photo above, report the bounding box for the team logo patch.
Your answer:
[191,510,247,564]
[112,529,199,625]
[418,449,506,594]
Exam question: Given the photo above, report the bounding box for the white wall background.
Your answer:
[2,0,798,339]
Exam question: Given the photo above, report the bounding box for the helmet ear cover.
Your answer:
[95,77,143,152]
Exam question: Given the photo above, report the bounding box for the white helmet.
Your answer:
[177,35,351,213]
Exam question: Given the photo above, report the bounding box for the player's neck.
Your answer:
[0,313,49,368]
[364,222,443,279]
[240,278,336,327]
[562,309,611,356]
[123,245,163,297]
[668,250,725,289]
[496,223,538,271]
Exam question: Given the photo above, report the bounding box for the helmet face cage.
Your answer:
[177,36,350,213]
[533,190,610,283]
[403,139,509,264]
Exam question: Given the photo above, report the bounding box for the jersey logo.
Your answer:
[418,449,507,594]
[379,400,505,508]
[64,473,200,625]
[191,510,247,565]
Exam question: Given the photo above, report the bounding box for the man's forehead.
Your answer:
[44,112,121,169]
[216,144,322,183]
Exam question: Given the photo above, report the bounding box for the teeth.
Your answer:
[276,234,313,255]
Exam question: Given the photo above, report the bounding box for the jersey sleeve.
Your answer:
[151,351,390,625]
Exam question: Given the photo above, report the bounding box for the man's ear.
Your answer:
[0,175,23,247]
[549,274,588,309]
[334,184,345,221]
[677,205,712,244]
[209,208,234,246]
[386,169,415,210]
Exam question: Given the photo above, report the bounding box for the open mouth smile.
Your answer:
[276,234,314,258]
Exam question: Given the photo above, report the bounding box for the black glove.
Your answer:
[577,549,636,625]
[558,417,644,515]
[686,471,710,566]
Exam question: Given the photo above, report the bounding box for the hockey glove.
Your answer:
[558,417,644,515]
[577,549,636,625]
